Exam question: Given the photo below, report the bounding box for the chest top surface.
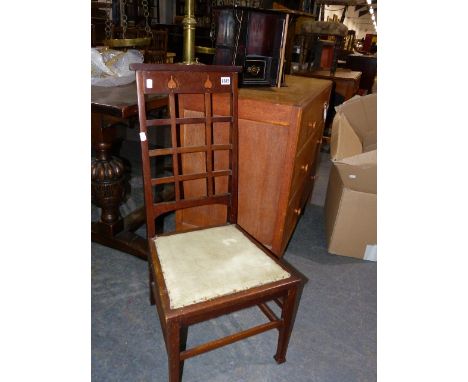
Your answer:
[239,75,332,108]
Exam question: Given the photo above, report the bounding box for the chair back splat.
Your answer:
[131,64,241,238]
[131,63,306,382]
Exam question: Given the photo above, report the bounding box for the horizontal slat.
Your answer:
[149,144,231,157]
[273,298,283,309]
[180,320,281,361]
[258,303,280,323]
[151,170,231,186]
[153,193,230,216]
[146,116,232,127]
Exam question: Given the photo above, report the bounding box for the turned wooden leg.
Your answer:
[167,321,188,382]
[91,142,126,229]
[91,112,126,235]
[91,112,149,260]
[274,287,298,364]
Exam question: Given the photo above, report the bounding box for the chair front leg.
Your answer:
[274,287,299,364]
[179,325,188,380]
[167,320,188,382]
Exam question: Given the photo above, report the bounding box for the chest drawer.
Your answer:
[290,125,323,195]
[300,133,323,207]
[297,107,320,150]
[283,180,304,252]
[297,93,329,151]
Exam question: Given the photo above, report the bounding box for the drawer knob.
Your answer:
[308,121,316,128]
[301,163,309,172]
[294,208,301,215]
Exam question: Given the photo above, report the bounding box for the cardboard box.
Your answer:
[324,94,377,260]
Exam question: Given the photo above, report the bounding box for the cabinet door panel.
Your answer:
[238,118,291,249]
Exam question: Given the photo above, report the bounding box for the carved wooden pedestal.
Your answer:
[91,112,148,260]
[91,142,125,231]
[91,83,168,260]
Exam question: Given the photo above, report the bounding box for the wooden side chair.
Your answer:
[130,64,306,382]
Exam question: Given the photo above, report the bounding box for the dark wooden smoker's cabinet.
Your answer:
[213,6,306,87]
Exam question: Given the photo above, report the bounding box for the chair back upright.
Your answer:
[131,64,242,238]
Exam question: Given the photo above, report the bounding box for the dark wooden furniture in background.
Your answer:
[362,33,377,53]
[346,54,377,95]
[213,6,289,87]
[297,68,361,102]
[343,29,355,52]
[91,83,167,260]
[175,75,332,257]
[91,1,110,46]
[132,63,305,382]
[110,0,160,26]
[213,6,314,87]
[296,20,348,76]
[145,29,169,63]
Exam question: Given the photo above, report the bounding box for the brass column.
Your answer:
[182,0,197,64]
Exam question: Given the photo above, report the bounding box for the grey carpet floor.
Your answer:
[92,147,376,382]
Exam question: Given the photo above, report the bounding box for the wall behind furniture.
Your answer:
[323,5,376,39]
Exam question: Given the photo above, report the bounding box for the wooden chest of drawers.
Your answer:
[175,75,332,257]
[294,68,361,101]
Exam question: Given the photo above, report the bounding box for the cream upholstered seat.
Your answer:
[155,225,291,309]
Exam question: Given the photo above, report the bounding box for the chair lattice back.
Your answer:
[132,64,242,238]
